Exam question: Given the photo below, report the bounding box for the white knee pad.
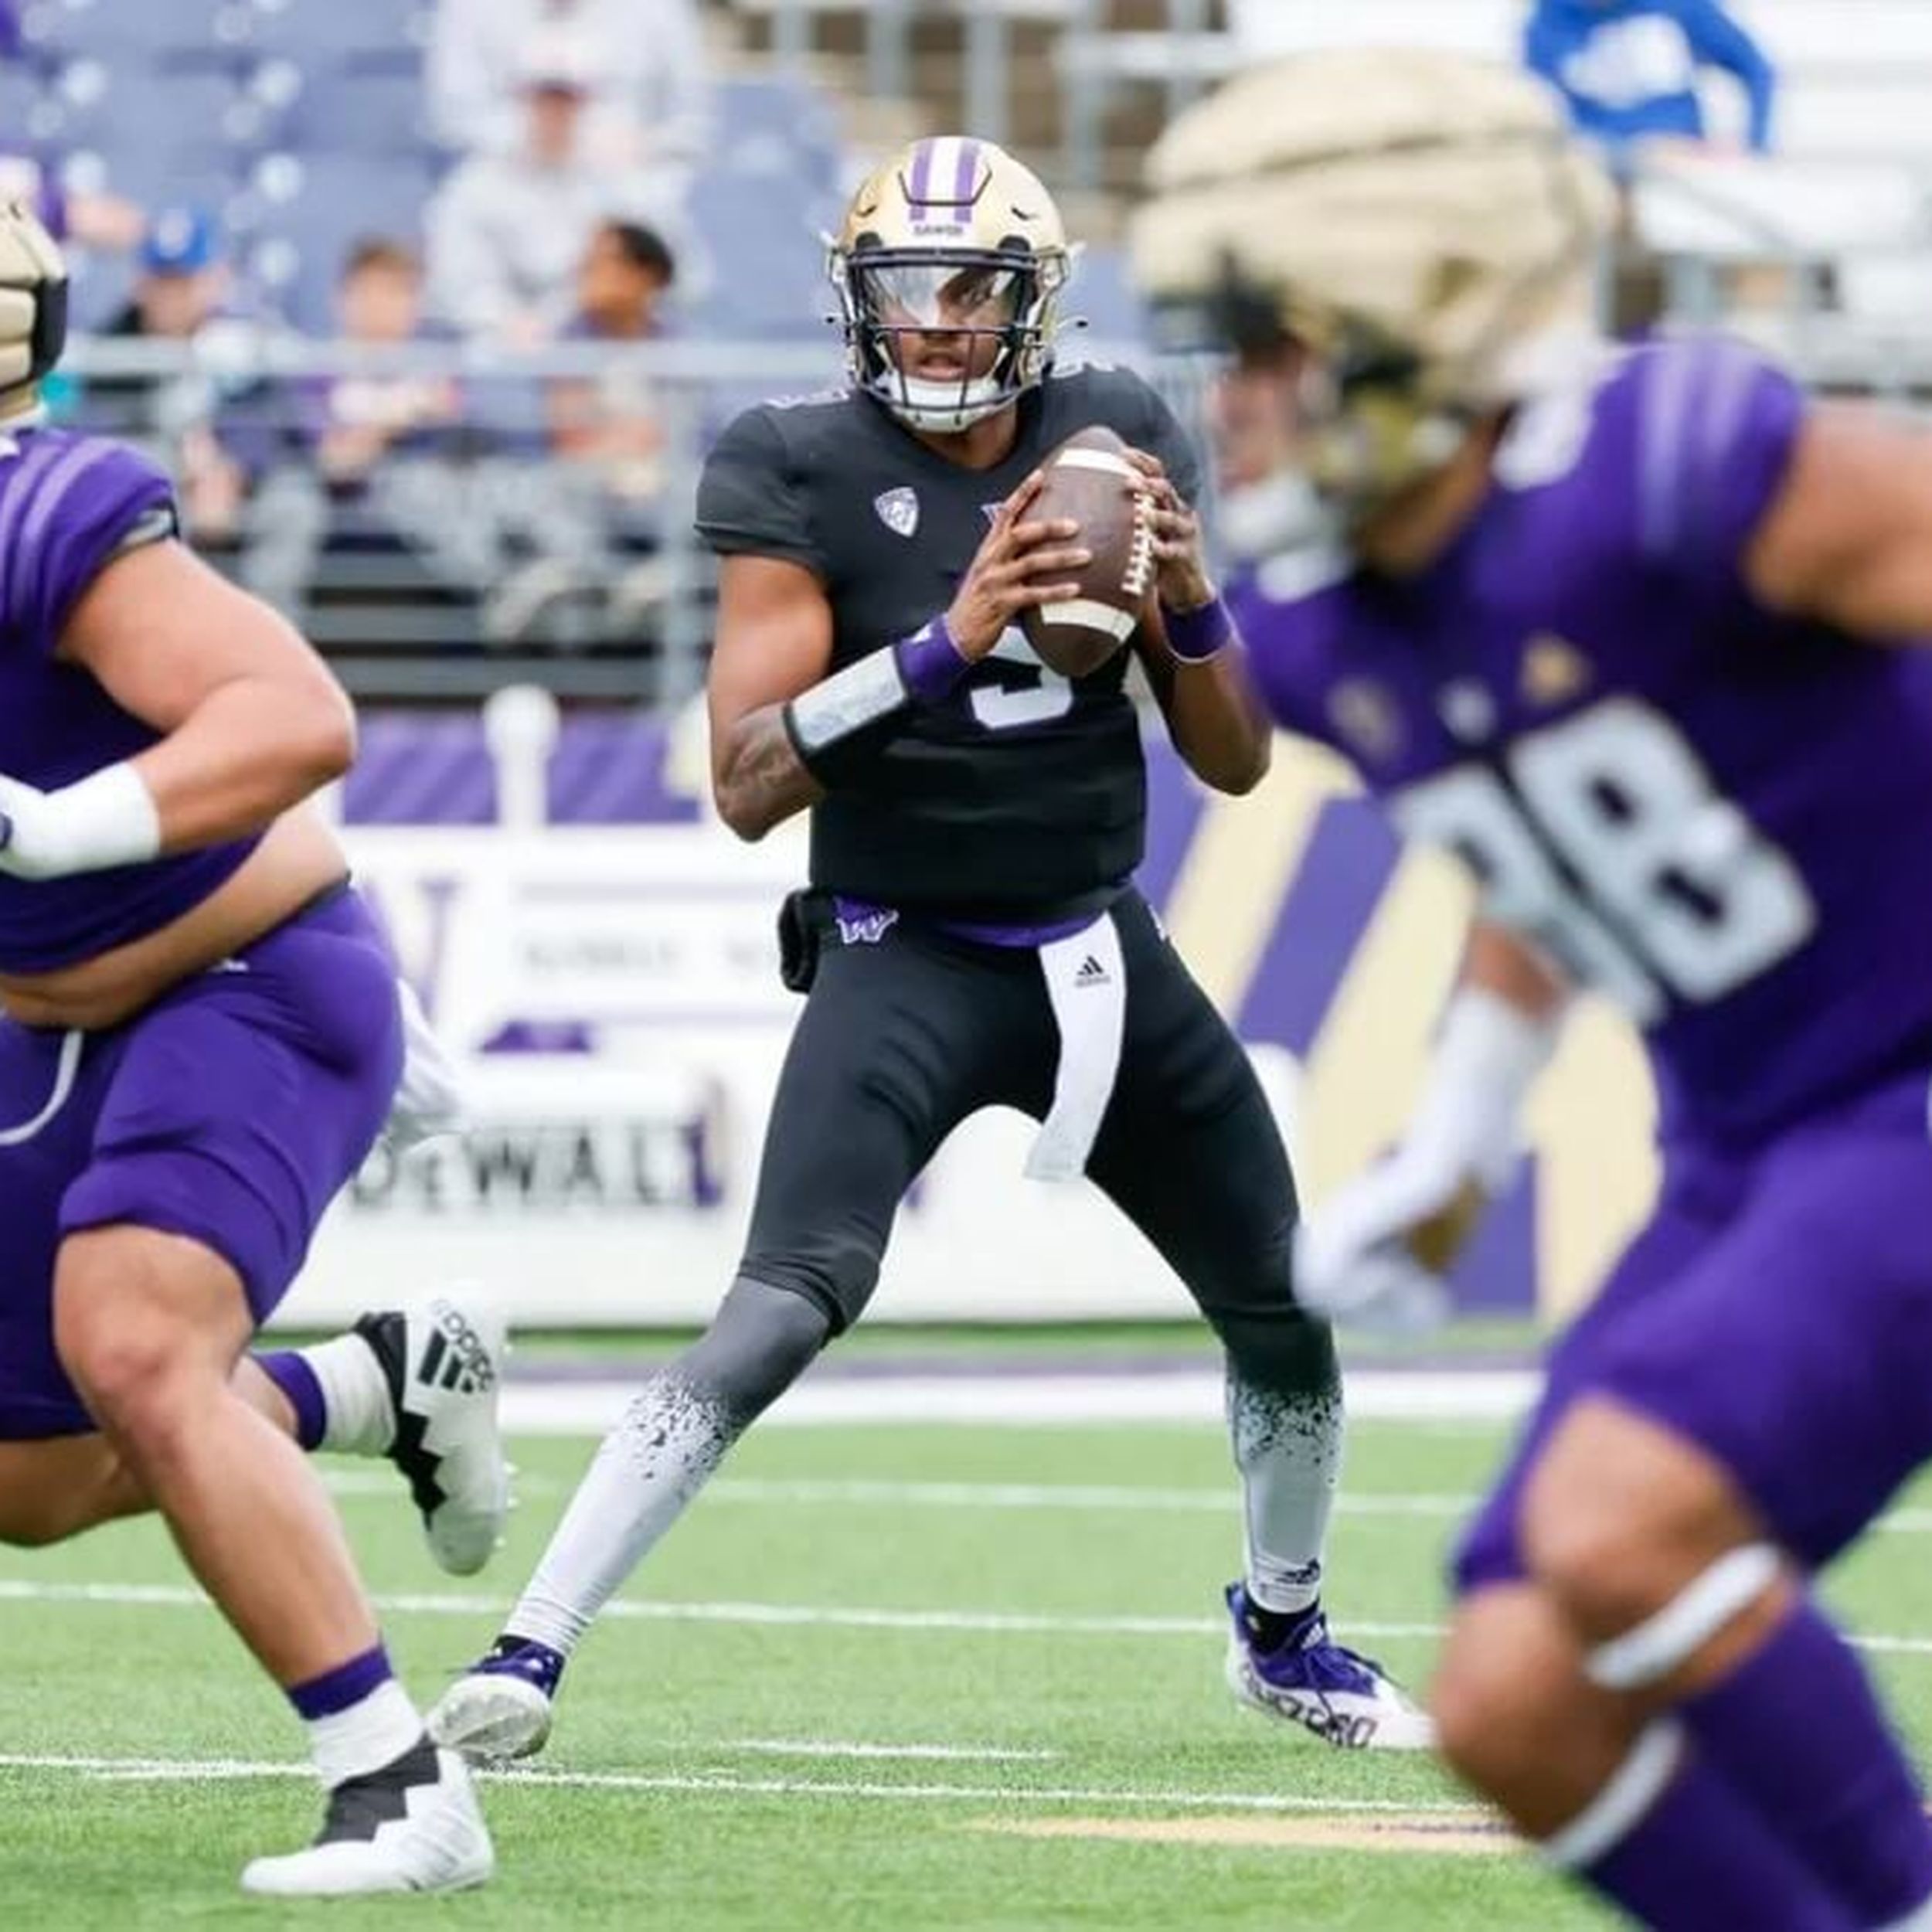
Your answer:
[1542,1719,1685,1872]
[1585,1543,1784,1693]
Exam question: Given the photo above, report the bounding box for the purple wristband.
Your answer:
[1162,594,1234,664]
[893,614,972,705]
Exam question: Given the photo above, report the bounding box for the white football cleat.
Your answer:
[355,1291,511,1577]
[240,1741,494,1896]
[427,1641,562,1764]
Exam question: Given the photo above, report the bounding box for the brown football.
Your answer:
[1019,424,1156,679]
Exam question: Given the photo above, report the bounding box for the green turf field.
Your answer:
[5,1411,1930,1929]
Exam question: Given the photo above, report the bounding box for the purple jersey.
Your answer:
[0,428,261,973]
[1233,338,1932,1145]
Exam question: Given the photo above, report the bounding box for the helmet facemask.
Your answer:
[835,242,1067,433]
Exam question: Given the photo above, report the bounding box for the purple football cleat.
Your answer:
[1223,1583,1434,1751]
[427,1637,566,1764]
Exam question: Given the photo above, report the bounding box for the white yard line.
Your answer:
[329,1467,1932,1536]
[0,1576,1358,1637]
[704,1479,1475,1519]
[725,1740,1060,1763]
[5,1575,1932,1657]
[321,1468,1477,1519]
[0,1750,1479,1816]
[499,1370,1537,1434]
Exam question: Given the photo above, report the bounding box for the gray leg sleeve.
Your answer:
[1218,1308,1345,1614]
[504,1280,830,1655]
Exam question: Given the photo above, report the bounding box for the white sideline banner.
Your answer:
[280,821,1294,1328]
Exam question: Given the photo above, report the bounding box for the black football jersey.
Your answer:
[695,362,1202,917]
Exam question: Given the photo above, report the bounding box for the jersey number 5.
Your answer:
[1392,697,1817,1024]
[968,629,1075,732]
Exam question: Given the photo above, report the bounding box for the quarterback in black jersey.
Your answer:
[430,136,1427,1760]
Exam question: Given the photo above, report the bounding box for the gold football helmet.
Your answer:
[830,137,1072,433]
[0,199,67,420]
[1129,49,1614,525]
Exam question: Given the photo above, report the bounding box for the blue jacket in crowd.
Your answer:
[1524,0,1777,155]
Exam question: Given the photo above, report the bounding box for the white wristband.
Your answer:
[1406,986,1560,1191]
[0,762,162,879]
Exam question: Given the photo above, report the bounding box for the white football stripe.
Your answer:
[8,1576,1932,1659]
[1039,600,1138,640]
[322,1467,1473,1517]
[726,1740,1060,1763]
[0,1575,1430,1640]
[1053,448,1138,480]
[0,1750,1485,1817]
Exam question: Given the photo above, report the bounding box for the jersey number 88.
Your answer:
[1392,697,1817,1024]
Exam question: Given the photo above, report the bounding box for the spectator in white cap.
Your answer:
[425,24,684,345]
[427,0,709,180]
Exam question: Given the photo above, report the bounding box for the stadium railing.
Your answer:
[56,332,1200,706]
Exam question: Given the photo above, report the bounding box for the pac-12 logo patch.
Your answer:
[874,487,920,539]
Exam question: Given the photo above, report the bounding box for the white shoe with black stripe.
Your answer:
[240,1739,495,1896]
[355,1294,511,1577]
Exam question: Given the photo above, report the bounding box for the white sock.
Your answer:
[300,1332,397,1458]
[304,1679,425,1789]
[1227,1366,1342,1614]
[507,1374,736,1656]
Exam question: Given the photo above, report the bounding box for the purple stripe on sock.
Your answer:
[953,138,979,205]
[257,1351,327,1452]
[289,1643,393,1722]
[907,139,937,207]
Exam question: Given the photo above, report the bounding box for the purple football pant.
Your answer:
[1458,1063,1932,1593]
[0,886,402,1441]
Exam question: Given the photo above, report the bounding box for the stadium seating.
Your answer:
[19,0,242,70]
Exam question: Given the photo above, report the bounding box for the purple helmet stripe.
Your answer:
[953,138,980,205]
[907,139,937,208]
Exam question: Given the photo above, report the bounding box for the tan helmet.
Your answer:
[0,199,67,420]
[829,137,1072,432]
[1129,48,1615,516]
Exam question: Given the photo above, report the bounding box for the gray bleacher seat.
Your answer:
[46,64,244,161]
[683,168,837,340]
[242,0,430,70]
[0,63,47,138]
[242,148,437,329]
[265,64,435,157]
[21,0,240,68]
[65,141,244,221]
[714,76,842,192]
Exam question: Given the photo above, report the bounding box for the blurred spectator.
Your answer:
[93,208,251,543]
[549,219,675,495]
[304,239,463,495]
[102,209,232,345]
[426,27,680,345]
[1524,0,1777,167]
[427,0,709,187]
